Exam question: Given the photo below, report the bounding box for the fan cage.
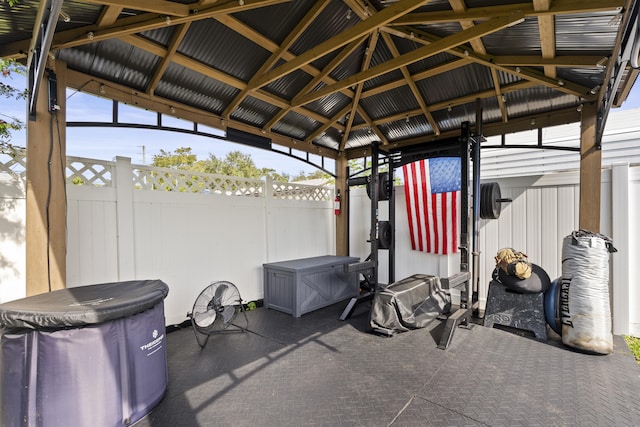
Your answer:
[188,280,249,348]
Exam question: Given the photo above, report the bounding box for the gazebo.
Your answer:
[0,0,638,295]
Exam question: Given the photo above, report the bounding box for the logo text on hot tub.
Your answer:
[140,330,165,353]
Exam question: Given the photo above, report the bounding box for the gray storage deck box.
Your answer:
[263,255,359,317]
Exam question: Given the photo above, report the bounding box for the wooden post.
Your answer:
[25,61,67,295]
[335,153,348,256]
[578,102,601,233]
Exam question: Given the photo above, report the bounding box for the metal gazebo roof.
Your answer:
[1,0,639,163]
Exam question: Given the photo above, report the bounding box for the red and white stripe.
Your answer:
[402,160,460,255]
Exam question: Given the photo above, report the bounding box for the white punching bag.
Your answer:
[560,230,616,355]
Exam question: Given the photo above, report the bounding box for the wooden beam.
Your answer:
[26,61,67,295]
[492,55,605,67]
[390,0,624,25]
[340,31,379,151]
[381,31,440,134]
[0,0,293,57]
[222,0,330,119]
[64,69,340,159]
[97,6,124,26]
[292,12,526,108]
[578,102,601,232]
[146,23,191,95]
[248,0,434,90]
[335,154,349,256]
[448,0,488,55]
[534,0,557,78]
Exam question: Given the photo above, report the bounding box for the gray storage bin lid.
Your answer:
[263,255,359,272]
[0,280,169,331]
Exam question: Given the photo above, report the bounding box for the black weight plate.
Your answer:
[378,220,392,249]
[480,182,502,219]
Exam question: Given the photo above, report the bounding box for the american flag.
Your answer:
[402,157,461,255]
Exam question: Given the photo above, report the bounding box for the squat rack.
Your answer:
[340,120,486,350]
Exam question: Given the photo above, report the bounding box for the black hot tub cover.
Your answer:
[0,279,169,331]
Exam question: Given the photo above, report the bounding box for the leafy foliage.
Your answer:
[0,59,27,152]
[624,335,640,365]
[151,147,332,183]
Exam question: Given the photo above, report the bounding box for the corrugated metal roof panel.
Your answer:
[381,116,433,142]
[411,21,466,40]
[431,104,477,133]
[140,26,174,47]
[290,1,360,57]
[303,89,352,118]
[58,38,158,91]
[557,68,607,91]
[271,110,320,141]
[556,12,620,52]
[505,87,578,118]
[483,17,541,55]
[418,63,494,105]
[346,128,377,149]
[177,19,270,82]
[156,63,239,115]
[0,0,103,44]
[360,86,420,121]
[236,0,317,46]
[313,129,340,151]
[330,44,367,81]
[233,96,281,129]
[263,68,314,101]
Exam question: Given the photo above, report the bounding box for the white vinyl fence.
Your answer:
[1,153,639,335]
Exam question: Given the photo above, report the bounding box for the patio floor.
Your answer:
[136,301,640,427]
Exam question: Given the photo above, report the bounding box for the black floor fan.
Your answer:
[187,281,249,348]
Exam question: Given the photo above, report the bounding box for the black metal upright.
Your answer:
[437,122,473,349]
[339,141,383,320]
[370,141,380,288]
[388,159,395,284]
[471,100,482,312]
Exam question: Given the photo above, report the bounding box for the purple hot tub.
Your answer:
[0,280,169,427]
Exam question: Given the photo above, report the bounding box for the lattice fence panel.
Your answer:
[271,182,333,201]
[0,148,27,181]
[132,165,265,196]
[66,157,114,187]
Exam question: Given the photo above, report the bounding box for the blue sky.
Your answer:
[3,72,640,175]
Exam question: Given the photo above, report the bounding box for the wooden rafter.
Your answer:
[383,25,594,101]
[146,23,191,96]
[380,31,440,135]
[291,13,526,109]
[222,0,330,120]
[118,34,346,133]
[266,37,366,133]
[248,0,433,90]
[448,0,487,55]
[534,0,556,78]
[390,0,624,25]
[0,0,292,56]
[96,6,124,26]
[340,30,379,151]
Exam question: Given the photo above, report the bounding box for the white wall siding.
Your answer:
[0,173,26,303]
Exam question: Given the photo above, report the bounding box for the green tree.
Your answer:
[201,150,292,181]
[151,147,200,170]
[291,169,333,183]
[150,147,331,183]
[0,58,27,152]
